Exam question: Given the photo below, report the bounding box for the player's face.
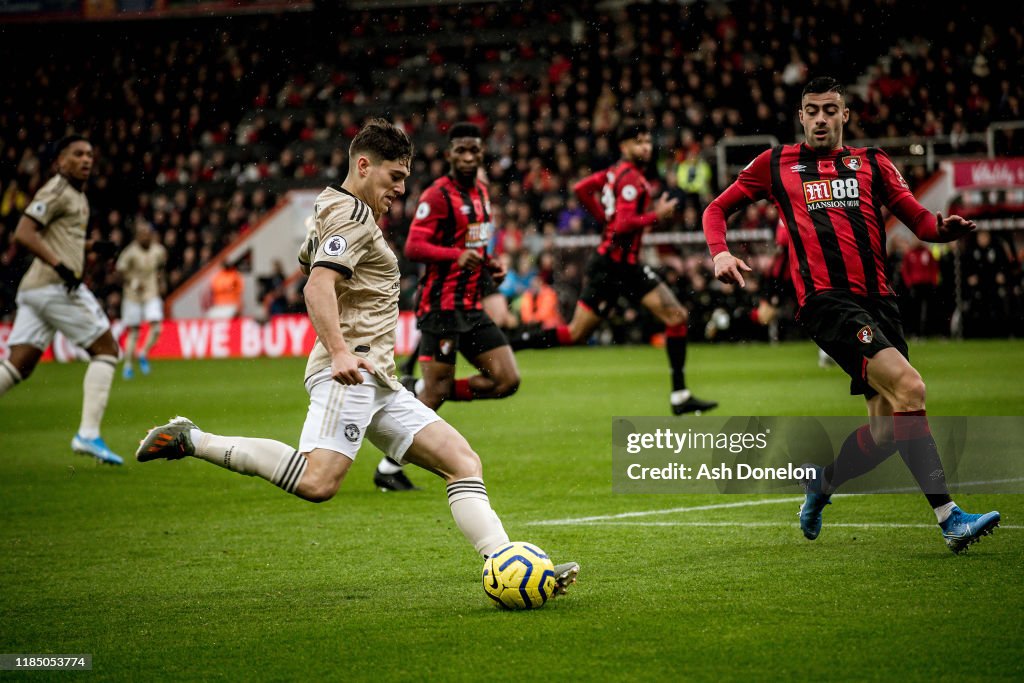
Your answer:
[362,157,410,216]
[621,133,653,164]
[799,92,849,151]
[136,225,153,247]
[59,141,94,182]
[447,137,483,181]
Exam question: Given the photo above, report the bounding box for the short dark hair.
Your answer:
[448,122,482,143]
[349,118,413,164]
[56,134,90,155]
[617,122,649,144]
[801,76,845,99]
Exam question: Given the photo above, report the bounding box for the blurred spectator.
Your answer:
[518,274,564,329]
[899,240,941,337]
[207,260,245,319]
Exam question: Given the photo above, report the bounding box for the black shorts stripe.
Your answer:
[798,146,849,289]
[770,147,815,296]
[838,154,880,295]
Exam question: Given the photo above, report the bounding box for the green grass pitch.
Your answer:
[2,339,1022,681]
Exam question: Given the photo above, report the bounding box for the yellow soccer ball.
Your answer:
[481,541,556,610]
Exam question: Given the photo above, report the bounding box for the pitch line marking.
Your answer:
[527,497,805,526]
[550,521,1022,530]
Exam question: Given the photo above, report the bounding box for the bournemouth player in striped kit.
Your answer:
[375,123,519,491]
[703,76,999,553]
[512,123,717,416]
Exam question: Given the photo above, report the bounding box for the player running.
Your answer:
[0,135,123,465]
[703,76,999,553]
[512,123,717,416]
[375,123,519,491]
[116,220,167,379]
[135,119,579,591]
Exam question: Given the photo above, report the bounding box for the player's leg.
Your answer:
[122,326,139,379]
[137,370,379,502]
[510,300,599,350]
[865,348,1000,552]
[449,316,519,402]
[1,289,53,393]
[138,298,164,375]
[639,281,717,415]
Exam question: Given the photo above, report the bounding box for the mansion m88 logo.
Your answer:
[803,177,861,210]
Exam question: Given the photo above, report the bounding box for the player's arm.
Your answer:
[13,214,80,290]
[702,150,772,287]
[304,266,372,385]
[405,190,481,269]
[572,170,607,223]
[610,190,676,234]
[876,151,976,242]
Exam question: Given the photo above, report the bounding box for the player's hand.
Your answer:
[713,252,752,288]
[53,262,82,293]
[653,193,679,222]
[457,249,484,270]
[330,351,375,385]
[486,258,507,284]
[935,212,977,242]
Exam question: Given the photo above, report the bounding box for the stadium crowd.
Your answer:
[1,0,1020,339]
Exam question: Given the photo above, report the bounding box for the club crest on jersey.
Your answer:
[817,159,836,174]
[344,423,360,442]
[323,235,347,256]
[857,326,873,344]
[440,339,454,357]
[842,156,862,171]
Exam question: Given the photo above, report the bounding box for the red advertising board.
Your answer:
[0,313,419,363]
[950,158,1024,189]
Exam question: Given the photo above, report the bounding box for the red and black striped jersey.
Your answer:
[406,175,494,316]
[574,160,659,265]
[718,144,914,306]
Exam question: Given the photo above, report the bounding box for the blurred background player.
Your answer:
[379,123,519,491]
[135,119,579,591]
[512,123,718,416]
[116,220,167,379]
[0,134,123,465]
[704,76,999,553]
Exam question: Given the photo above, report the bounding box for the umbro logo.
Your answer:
[460,205,471,214]
[790,164,807,172]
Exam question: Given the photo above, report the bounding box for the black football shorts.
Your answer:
[579,253,662,315]
[417,310,509,365]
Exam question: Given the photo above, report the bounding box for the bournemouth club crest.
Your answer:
[439,339,454,357]
[857,326,873,344]
[842,156,862,171]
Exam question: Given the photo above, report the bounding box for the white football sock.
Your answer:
[79,355,116,439]
[0,360,22,396]
[446,477,509,557]
[670,389,691,405]
[193,431,307,494]
[376,456,402,474]
[934,501,957,524]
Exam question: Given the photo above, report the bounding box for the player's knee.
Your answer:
[297,468,341,503]
[665,307,688,327]
[449,442,483,481]
[493,371,520,398]
[894,369,926,409]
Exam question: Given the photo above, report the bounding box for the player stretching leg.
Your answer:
[512,123,717,416]
[136,120,578,589]
[0,135,123,465]
[703,77,999,553]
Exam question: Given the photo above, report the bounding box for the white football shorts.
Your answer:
[121,297,164,327]
[9,284,110,351]
[298,368,441,462]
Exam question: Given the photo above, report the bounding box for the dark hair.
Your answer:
[617,122,649,144]
[56,134,90,155]
[448,122,482,142]
[349,118,413,163]
[801,76,845,99]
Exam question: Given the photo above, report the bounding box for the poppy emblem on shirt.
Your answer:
[857,326,873,344]
[843,156,862,171]
[323,235,347,256]
[817,160,836,174]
